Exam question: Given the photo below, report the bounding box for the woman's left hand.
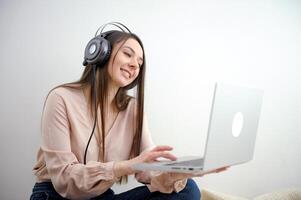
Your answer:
[164,166,230,181]
[145,166,229,193]
[190,166,229,177]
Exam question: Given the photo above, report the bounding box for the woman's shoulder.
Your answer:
[46,83,83,102]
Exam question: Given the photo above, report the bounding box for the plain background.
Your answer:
[0,0,300,199]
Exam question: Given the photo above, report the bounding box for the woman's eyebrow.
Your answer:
[123,46,143,62]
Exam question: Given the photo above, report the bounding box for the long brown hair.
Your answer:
[44,31,145,183]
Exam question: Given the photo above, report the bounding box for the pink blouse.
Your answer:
[33,86,187,199]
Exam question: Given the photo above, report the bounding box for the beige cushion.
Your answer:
[253,188,301,200]
[201,188,249,200]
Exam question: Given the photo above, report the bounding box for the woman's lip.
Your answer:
[121,68,131,78]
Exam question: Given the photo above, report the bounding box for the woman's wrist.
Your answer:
[113,160,134,177]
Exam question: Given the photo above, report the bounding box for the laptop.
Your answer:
[133,83,264,173]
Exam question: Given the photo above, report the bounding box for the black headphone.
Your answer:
[83,22,132,165]
[83,22,132,67]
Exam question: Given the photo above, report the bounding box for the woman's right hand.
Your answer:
[132,145,177,163]
[113,145,177,177]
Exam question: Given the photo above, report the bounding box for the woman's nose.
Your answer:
[129,59,139,70]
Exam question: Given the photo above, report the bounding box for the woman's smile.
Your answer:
[120,68,131,79]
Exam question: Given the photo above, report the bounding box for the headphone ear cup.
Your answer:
[83,36,111,66]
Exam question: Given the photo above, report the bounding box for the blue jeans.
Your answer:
[30,179,200,200]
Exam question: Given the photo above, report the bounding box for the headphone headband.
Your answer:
[94,22,132,37]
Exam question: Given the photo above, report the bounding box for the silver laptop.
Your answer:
[133,83,263,173]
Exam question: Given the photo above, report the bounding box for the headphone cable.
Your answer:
[84,64,98,165]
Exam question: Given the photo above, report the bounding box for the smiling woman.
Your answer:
[29,22,201,200]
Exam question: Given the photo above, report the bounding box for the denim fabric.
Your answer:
[147,179,201,200]
[30,179,200,200]
[30,182,67,200]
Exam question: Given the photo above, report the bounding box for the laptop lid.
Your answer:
[203,83,263,170]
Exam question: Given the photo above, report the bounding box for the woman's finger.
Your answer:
[150,145,173,152]
[149,151,177,161]
[215,166,229,173]
[189,167,230,177]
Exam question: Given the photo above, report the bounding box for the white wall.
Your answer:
[0,0,300,199]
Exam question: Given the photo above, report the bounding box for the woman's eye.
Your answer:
[124,52,131,57]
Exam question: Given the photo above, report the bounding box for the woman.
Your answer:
[31,25,224,200]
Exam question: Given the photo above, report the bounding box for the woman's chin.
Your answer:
[111,76,135,88]
[116,80,132,88]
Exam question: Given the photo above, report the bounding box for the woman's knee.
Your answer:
[181,178,201,200]
[149,179,201,200]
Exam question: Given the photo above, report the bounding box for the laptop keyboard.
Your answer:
[164,158,204,167]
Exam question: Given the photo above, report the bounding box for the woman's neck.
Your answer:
[107,83,119,112]
[83,82,119,113]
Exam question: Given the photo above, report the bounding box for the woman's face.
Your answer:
[107,38,143,88]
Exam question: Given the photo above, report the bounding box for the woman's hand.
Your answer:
[147,166,230,190]
[114,145,229,179]
[162,166,230,181]
[132,145,177,163]
[198,166,229,176]
[114,145,177,177]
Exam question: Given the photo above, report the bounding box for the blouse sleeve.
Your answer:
[134,114,187,193]
[41,90,119,199]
